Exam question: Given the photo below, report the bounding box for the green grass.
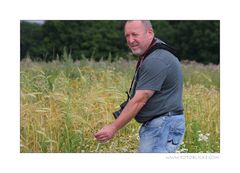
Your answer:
[20,58,220,153]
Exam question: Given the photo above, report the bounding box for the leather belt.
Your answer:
[160,110,184,116]
[149,110,184,122]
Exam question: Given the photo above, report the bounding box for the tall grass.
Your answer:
[20,58,220,153]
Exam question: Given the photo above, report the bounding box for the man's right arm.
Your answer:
[94,90,154,142]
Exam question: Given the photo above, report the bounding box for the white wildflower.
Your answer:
[198,133,209,142]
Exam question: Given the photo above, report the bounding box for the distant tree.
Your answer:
[20,20,220,64]
[20,21,43,60]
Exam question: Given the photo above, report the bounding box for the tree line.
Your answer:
[20,20,220,64]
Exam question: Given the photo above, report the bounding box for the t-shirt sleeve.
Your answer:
[135,58,168,91]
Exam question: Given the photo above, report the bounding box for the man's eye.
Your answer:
[132,33,138,37]
[125,33,138,39]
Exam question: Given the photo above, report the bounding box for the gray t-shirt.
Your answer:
[133,41,183,123]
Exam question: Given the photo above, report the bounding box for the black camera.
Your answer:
[112,91,130,119]
[112,100,128,119]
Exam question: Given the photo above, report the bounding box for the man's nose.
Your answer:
[127,35,134,44]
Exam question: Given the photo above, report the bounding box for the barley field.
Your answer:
[20,58,220,153]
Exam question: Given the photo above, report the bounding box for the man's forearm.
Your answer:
[111,99,145,131]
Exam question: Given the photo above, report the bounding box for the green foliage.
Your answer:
[20,20,219,64]
[167,21,220,64]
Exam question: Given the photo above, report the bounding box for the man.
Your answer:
[94,20,185,153]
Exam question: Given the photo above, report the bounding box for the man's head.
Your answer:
[124,20,154,56]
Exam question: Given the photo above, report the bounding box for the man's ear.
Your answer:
[147,28,154,38]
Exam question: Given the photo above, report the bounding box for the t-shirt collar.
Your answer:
[140,37,156,58]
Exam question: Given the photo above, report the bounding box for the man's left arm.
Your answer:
[94,90,154,142]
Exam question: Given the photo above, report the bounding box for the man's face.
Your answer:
[124,21,154,56]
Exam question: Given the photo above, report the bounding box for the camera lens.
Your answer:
[113,109,121,119]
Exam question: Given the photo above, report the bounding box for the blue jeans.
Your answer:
[138,114,185,153]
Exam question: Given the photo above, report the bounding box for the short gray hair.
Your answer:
[125,20,153,31]
[141,20,153,30]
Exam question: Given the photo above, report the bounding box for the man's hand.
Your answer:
[94,124,117,143]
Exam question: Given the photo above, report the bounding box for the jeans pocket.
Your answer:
[166,118,185,152]
[167,127,185,145]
